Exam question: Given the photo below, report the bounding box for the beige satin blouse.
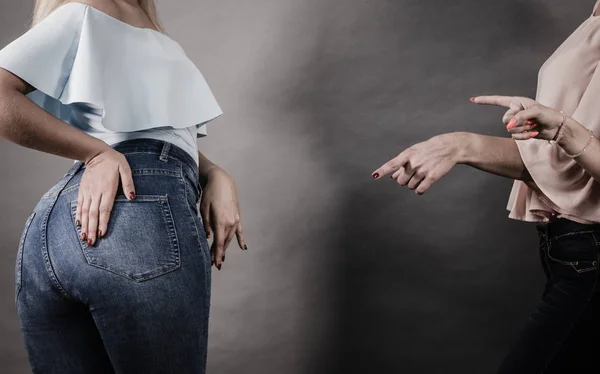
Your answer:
[508,1,600,224]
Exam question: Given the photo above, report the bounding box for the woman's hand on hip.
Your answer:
[372,134,461,195]
[200,167,246,270]
[471,95,565,140]
[75,149,136,246]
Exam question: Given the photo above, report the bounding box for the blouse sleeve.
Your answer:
[512,60,600,221]
[570,61,600,130]
[0,3,87,100]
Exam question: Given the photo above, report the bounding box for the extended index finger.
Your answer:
[372,151,409,179]
[471,95,515,108]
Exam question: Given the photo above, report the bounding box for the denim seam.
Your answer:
[180,166,211,344]
[549,230,598,242]
[117,151,186,163]
[40,166,83,300]
[59,169,181,197]
[546,234,599,272]
[15,211,36,302]
[540,234,600,373]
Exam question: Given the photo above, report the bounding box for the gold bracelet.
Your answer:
[549,111,566,145]
[564,128,595,158]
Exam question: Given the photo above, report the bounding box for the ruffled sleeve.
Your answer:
[510,60,600,222]
[0,3,86,101]
[0,3,222,137]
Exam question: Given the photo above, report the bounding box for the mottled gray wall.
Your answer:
[0,0,593,373]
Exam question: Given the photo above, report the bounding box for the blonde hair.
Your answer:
[31,0,165,32]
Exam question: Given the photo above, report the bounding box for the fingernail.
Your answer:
[217,263,222,271]
[372,172,380,179]
[75,220,81,227]
[529,131,539,138]
[470,97,476,102]
[87,238,93,246]
[98,230,102,238]
[222,255,226,262]
[129,191,136,200]
[206,231,211,238]
[527,120,533,125]
[81,232,87,241]
[507,119,516,129]
[244,244,248,251]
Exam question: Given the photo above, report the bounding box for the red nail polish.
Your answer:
[87,238,93,246]
[98,230,102,238]
[470,97,475,102]
[81,232,87,241]
[129,192,136,200]
[372,173,380,179]
[527,120,533,125]
[529,131,539,138]
[507,119,516,129]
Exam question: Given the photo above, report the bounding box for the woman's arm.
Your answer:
[0,69,136,247]
[372,130,530,195]
[472,94,600,184]
[454,132,532,181]
[0,69,110,162]
[196,150,219,188]
[557,117,600,182]
[196,150,246,270]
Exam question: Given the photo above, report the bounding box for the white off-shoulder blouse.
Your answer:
[0,2,223,165]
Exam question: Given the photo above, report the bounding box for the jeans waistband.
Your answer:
[66,138,198,179]
[537,218,600,241]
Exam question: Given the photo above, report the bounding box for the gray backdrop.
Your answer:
[0,0,592,373]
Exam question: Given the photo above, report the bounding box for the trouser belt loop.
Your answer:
[159,142,170,163]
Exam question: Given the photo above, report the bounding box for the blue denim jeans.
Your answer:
[15,139,212,373]
[497,218,600,373]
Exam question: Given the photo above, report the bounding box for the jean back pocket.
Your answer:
[547,232,599,275]
[69,195,180,282]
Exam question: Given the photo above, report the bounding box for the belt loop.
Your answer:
[159,142,170,163]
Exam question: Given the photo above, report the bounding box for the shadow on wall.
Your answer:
[266,0,584,372]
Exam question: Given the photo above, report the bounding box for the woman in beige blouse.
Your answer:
[373,1,600,373]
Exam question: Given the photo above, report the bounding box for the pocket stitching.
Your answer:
[547,233,600,273]
[69,196,180,282]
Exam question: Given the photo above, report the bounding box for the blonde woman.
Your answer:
[1,1,245,372]
[372,1,600,372]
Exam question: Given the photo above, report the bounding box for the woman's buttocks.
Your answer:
[42,140,209,289]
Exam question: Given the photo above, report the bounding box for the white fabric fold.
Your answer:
[0,2,222,138]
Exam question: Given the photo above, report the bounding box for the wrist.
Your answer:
[556,117,588,154]
[198,165,221,187]
[83,143,112,165]
[449,132,471,164]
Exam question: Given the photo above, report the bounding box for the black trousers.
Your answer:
[498,218,600,373]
